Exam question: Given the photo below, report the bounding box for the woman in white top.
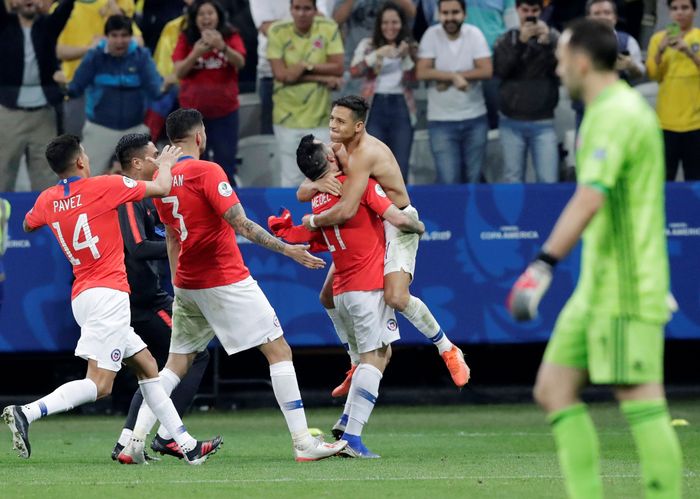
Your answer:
[350,2,417,182]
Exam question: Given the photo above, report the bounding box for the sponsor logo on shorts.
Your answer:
[386,319,397,331]
[692,43,699,54]
[122,176,137,188]
[111,349,122,362]
[375,183,387,198]
[218,181,233,197]
[273,315,280,328]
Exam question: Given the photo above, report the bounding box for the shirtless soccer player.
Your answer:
[297,135,425,457]
[2,134,221,465]
[120,109,347,463]
[298,95,470,395]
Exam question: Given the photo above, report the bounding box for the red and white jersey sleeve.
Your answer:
[312,176,389,295]
[153,158,250,289]
[26,175,146,299]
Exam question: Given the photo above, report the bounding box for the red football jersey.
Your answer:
[312,177,392,295]
[25,175,147,299]
[153,157,250,289]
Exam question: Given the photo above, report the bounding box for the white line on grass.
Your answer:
[9,473,695,487]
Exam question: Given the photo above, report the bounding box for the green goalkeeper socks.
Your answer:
[621,399,683,499]
[548,403,603,499]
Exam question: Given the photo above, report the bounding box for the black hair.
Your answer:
[372,2,411,48]
[667,0,696,8]
[115,133,151,170]
[438,0,466,12]
[296,134,328,181]
[104,15,133,36]
[166,108,204,142]
[290,0,317,5]
[332,95,369,122]
[566,18,618,71]
[45,134,82,175]
[184,0,235,46]
[516,0,544,7]
[585,0,617,15]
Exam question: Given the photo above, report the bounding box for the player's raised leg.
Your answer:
[384,267,470,388]
[259,336,347,461]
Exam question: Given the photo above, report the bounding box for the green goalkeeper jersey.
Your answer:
[572,81,669,323]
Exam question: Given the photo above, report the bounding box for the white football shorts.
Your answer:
[71,287,147,372]
[170,276,283,355]
[383,204,420,281]
[333,290,400,354]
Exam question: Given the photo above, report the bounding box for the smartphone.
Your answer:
[525,16,537,24]
[667,22,681,37]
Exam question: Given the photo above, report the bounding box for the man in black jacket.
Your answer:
[0,0,75,191]
[111,133,210,463]
[493,0,560,183]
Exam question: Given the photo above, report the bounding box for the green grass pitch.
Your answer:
[0,401,697,498]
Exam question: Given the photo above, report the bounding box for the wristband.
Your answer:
[536,250,558,267]
[309,214,317,229]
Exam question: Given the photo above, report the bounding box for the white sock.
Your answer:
[400,296,453,354]
[345,363,382,437]
[138,377,195,453]
[117,428,133,447]
[326,308,360,365]
[22,379,97,424]
[152,369,180,440]
[132,369,180,440]
[269,361,312,447]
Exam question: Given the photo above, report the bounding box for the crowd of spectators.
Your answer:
[1,0,698,191]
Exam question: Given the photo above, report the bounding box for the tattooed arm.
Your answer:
[223,204,325,269]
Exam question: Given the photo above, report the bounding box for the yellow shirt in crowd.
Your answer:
[646,27,700,132]
[56,0,141,82]
[153,15,185,78]
[267,17,344,129]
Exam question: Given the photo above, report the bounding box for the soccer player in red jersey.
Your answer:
[296,134,425,457]
[124,108,347,462]
[2,134,222,465]
[297,95,470,396]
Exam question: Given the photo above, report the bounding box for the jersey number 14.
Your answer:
[51,213,101,265]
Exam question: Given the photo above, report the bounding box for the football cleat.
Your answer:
[331,416,348,441]
[441,346,470,387]
[331,364,357,398]
[111,442,124,461]
[507,260,553,321]
[339,440,380,459]
[294,437,347,462]
[118,438,148,465]
[183,436,223,465]
[2,405,31,459]
[151,434,184,459]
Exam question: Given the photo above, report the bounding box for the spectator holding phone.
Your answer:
[587,0,645,81]
[647,0,700,180]
[493,0,559,183]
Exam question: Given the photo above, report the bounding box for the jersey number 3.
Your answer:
[51,213,100,265]
[162,196,188,241]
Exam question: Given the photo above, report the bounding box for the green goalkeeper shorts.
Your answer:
[543,301,665,385]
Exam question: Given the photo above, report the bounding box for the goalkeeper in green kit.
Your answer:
[507,18,682,499]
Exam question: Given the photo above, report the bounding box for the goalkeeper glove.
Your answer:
[507,252,557,322]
